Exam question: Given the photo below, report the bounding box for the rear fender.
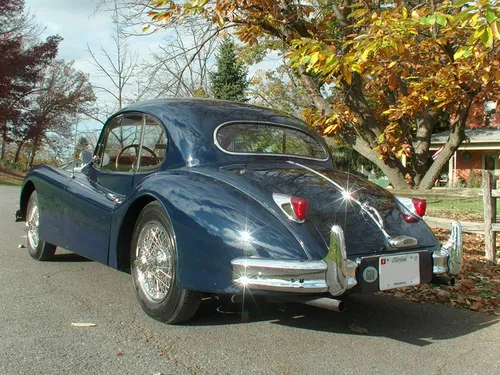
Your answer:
[111,172,308,293]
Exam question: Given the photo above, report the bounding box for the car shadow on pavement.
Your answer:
[50,252,92,263]
[188,293,498,347]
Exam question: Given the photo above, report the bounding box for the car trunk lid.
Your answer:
[220,162,439,258]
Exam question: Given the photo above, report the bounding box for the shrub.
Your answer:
[0,159,27,173]
[467,168,482,188]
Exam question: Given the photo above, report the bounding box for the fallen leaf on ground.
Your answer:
[70,322,97,327]
[470,301,484,311]
[42,274,49,279]
[349,324,369,334]
[385,230,500,314]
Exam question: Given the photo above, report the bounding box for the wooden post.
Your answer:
[483,171,496,265]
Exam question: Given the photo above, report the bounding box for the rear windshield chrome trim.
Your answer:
[213,121,330,162]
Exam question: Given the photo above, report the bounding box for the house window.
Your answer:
[483,153,497,171]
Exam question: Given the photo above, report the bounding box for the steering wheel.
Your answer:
[115,144,158,170]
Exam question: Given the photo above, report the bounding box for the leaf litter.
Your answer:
[383,229,500,315]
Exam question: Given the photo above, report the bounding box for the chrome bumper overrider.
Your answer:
[231,221,463,295]
[431,221,463,276]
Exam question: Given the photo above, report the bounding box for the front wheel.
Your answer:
[130,201,201,324]
[26,191,56,261]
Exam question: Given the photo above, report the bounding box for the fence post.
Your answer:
[482,171,496,265]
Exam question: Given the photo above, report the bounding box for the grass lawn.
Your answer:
[426,197,489,222]
[0,167,24,186]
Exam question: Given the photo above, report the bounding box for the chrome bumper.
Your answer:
[431,221,463,276]
[231,221,463,296]
[232,225,354,296]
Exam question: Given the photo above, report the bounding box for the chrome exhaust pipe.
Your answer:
[288,296,346,312]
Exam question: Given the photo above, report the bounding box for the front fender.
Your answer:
[18,166,71,248]
[115,171,309,293]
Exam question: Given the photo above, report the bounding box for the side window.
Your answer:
[138,116,167,172]
[101,114,143,172]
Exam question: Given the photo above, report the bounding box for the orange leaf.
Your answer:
[470,301,483,311]
[388,73,398,90]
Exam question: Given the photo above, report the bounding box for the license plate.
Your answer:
[379,253,420,291]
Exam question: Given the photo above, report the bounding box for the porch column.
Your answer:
[448,152,454,187]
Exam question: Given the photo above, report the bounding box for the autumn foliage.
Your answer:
[147,0,500,189]
[0,0,95,167]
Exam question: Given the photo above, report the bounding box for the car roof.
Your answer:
[117,98,330,168]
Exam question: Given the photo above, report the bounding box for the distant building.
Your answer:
[431,127,500,187]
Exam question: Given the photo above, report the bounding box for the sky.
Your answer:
[24,0,280,129]
[25,0,164,119]
[24,0,168,74]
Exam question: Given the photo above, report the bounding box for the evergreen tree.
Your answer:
[209,37,248,102]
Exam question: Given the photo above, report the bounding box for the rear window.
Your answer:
[215,122,328,160]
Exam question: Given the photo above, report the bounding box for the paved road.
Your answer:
[0,185,499,375]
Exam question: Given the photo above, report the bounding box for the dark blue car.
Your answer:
[15,99,463,323]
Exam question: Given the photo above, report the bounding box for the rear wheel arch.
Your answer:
[20,181,36,220]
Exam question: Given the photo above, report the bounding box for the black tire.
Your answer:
[26,191,56,261]
[130,201,201,324]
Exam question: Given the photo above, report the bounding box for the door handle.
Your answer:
[105,193,121,203]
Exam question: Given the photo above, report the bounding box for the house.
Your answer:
[430,128,500,187]
[429,101,499,187]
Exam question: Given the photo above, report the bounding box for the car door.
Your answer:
[63,113,144,264]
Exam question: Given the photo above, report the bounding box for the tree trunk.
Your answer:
[14,140,25,163]
[413,111,439,186]
[350,135,409,188]
[0,120,7,160]
[28,137,39,169]
[418,101,472,190]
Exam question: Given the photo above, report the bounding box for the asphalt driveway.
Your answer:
[0,185,498,374]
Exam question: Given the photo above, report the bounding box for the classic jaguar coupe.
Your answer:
[15,98,462,323]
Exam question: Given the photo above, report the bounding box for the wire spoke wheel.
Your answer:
[26,191,56,261]
[131,201,201,324]
[134,221,173,303]
[26,201,39,249]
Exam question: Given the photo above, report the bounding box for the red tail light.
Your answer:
[412,198,426,217]
[291,196,309,221]
[273,193,308,223]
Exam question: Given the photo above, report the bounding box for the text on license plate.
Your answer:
[379,253,420,291]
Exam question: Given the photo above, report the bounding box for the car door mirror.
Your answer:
[80,151,93,165]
